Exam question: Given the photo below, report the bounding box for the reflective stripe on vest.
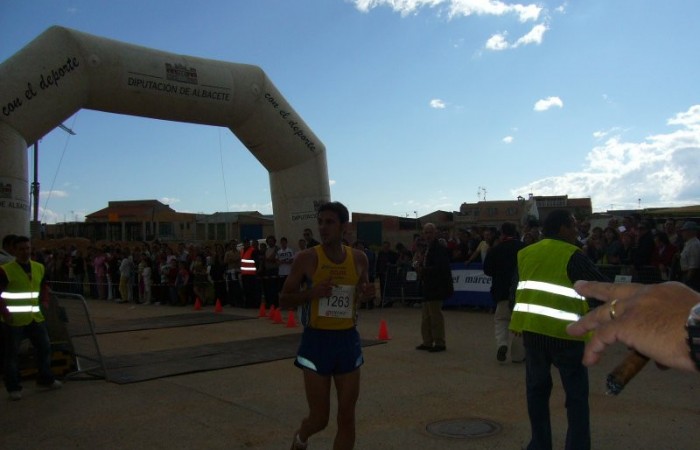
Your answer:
[517,280,584,301]
[1,291,41,314]
[1,291,40,300]
[5,305,42,313]
[512,302,581,322]
[515,278,586,322]
[240,259,257,273]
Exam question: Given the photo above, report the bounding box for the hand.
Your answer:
[311,278,335,299]
[566,280,700,372]
[358,281,376,299]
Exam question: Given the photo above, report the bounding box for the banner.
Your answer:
[444,263,493,308]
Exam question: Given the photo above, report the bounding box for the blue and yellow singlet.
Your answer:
[300,245,359,330]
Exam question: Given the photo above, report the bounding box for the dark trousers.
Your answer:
[525,341,590,450]
[226,273,243,307]
[3,321,56,393]
[262,269,279,308]
[241,275,261,308]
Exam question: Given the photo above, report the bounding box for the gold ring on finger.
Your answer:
[609,298,619,320]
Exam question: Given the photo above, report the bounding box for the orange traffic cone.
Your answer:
[377,319,391,340]
[214,298,223,313]
[258,302,267,318]
[268,304,276,319]
[272,308,284,324]
[286,310,298,328]
[193,298,202,311]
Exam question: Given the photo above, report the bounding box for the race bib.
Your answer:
[317,284,355,319]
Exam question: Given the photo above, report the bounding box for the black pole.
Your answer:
[32,142,40,224]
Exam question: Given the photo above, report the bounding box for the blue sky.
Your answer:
[1,0,699,224]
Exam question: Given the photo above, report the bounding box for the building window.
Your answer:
[159,222,173,236]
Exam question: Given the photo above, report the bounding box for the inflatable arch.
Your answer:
[0,26,329,241]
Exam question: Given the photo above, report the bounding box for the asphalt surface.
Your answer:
[2,299,699,450]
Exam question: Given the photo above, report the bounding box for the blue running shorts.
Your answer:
[294,327,364,376]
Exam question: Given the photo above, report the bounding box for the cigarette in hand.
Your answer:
[605,350,650,396]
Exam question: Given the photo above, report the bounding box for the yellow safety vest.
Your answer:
[510,239,588,341]
[1,260,46,327]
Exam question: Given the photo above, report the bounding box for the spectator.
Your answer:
[414,223,452,353]
[679,221,700,291]
[465,227,495,265]
[209,245,227,307]
[275,237,295,294]
[632,219,656,268]
[141,256,153,305]
[303,228,319,248]
[650,231,678,281]
[619,231,634,265]
[601,227,624,265]
[191,254,211,305]
[375,241,398,306]
[483,222,525,363]
[263,236,280,308]
[93,248,108,300]
[0,234,16,264]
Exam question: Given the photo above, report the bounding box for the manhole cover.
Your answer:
[426,418,502,439]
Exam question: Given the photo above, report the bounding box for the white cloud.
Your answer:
[533,96,563,111]
[513,23,547,47]
[485,23,548,50]
[592,127,624,140]
[667,104,700,129]
[229,202,273,214]
[353,0,542,22]
[485,33,509,51]
[511,104,700,211]
[40,207,61,224]
[503,136,514,144]
[353,1,548,51]
[43,190,69,199]
[430,98,446,109]
[160,197,180,205]
[329,179,336,186]
[39,206,86,224]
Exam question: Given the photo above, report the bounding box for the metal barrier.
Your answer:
[50,290,108,380]
[596,264,665,284]
[379,262,668,309]
[381,264,422,306]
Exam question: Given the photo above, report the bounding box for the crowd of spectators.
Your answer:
[18,214,700,308]
[579,215,700,288]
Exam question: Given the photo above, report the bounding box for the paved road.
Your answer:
[2,300,698,449]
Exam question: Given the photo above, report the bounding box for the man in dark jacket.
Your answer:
[483,222,525,362]
[415,223,453,352]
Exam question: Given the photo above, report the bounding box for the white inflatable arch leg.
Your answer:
[0,122,29,238]
[0,26,329,241]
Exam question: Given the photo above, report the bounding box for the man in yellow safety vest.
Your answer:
[510,210,607,450]
[1,235,62,401]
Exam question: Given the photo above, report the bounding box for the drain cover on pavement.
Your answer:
[426,418,502,439]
